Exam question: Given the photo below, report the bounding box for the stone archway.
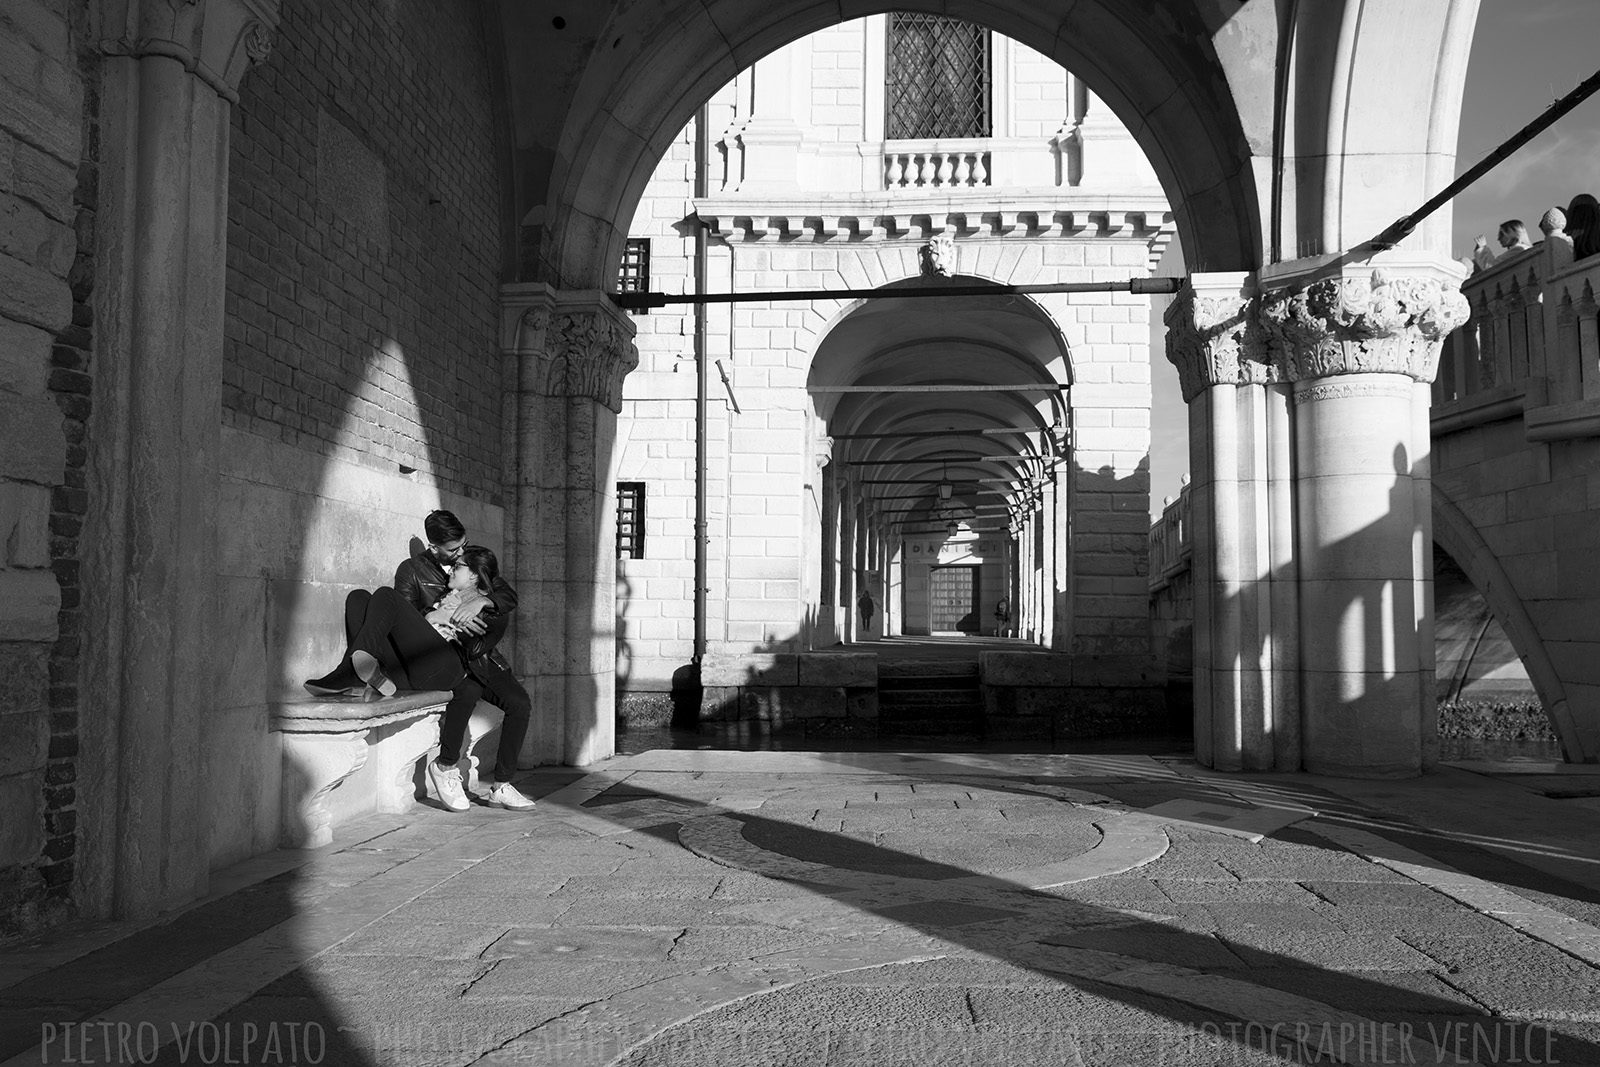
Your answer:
[505,0,1264,291]
[1432,484,1590,761]
[805,276,1075,648]
[517,0,1486,778]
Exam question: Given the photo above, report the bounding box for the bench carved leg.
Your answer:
[280,730,370,848]
[373,715,444,814]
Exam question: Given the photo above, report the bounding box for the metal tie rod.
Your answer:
[613,277,1184,311]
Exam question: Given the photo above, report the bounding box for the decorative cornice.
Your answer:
[695,199,1173,245]
[1258,269,1469,385]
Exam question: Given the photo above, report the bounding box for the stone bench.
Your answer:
[270,690,504,848]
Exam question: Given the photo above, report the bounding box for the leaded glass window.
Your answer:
[886,14,991,140]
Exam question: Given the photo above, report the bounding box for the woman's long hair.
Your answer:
[1567,193,1600,260]
[457,545,499,594]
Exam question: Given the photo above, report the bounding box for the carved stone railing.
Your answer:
[883,139,992,188]
[1434,209,1600,438]
[1148,478,1192,591]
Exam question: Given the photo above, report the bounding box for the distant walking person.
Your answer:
[993,596,1011,637]
[857,587,876,632]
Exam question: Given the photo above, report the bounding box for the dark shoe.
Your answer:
[351,650,396,697]
[303,682,367,698]
[304,659,363,695]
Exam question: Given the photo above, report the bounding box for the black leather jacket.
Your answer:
[393,554,518,674]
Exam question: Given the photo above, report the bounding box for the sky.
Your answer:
[1147,0,1600,518]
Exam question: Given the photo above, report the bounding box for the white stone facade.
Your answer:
[615,18,1172,688]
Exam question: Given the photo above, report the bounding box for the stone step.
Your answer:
[878,688,982,711]
[878,660,980,681]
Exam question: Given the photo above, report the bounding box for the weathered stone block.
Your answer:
[217,576,268,710]
[698,686,739,721]
[981,651,1073,687]
[1070,655,1161,687]
[0,250,69,332]
[845,689,878,719]
[0,570,58,642]
[0,317,51,395]
[0,770,43,865]
[0,394,66,483]
[738,687,782,725]
[1051,687,1167,738]
[0,482,50,567]
[701,651,797,687]
[798,652,875,687]
[778,686,846,719]
[985,715,1054,742]
[0,642,47,715]
[0,708,47,777]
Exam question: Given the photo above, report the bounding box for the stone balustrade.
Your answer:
[1148,479,1192,592]
[883,140,992,188]
[1435,211,1600,437]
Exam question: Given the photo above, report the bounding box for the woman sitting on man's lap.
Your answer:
[304,545,535,812]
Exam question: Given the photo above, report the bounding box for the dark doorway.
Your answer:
[930,564,980,633]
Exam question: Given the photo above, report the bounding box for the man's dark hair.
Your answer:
[424,509,466,544]
[456,545,500,593]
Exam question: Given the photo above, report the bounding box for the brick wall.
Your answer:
[0,0,86,938]
[225,0,506,500]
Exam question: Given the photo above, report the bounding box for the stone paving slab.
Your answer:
[7,750,1600,1067]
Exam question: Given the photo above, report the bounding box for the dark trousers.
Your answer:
[437,658,532,783]
[342,588,466,692]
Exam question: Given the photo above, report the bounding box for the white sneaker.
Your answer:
[427,760,470,812]
[485,781,537,811]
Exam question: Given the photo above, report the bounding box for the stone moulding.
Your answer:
[1167,270,1470,398]
[695,204,1174,244]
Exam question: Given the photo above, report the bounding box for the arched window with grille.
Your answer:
[886,14,992,140]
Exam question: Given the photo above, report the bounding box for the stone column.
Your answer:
[502,285,638,767]
[1166,273,1298,771]
[1036,475,1056,650]
[78,0,275,919]
[1259,262,1467,778]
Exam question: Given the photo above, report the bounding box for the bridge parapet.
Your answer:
[1436,214,1600,439]
[1148,478,1192,591]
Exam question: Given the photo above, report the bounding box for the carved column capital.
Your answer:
[102,0,281,102]
[811,432,834,472]
[1164,274,1272,401]
[499,285,638,412]
[1258,267,1469,385]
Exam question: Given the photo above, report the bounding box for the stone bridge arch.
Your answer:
[1431,485,1589,759]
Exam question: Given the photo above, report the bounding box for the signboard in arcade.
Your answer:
[905,539,1000,563]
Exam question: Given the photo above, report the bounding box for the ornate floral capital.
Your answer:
[1258,269,1469,385]
[1163,288,1271,401]
[553,309,639,412]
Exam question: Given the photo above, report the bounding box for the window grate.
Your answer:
[616,482,646,559]
[886,14,991,140]
[618,238,651,313]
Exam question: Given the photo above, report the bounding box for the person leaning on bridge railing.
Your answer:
[1565,193,1600,260]
[1470,218,1533,272]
